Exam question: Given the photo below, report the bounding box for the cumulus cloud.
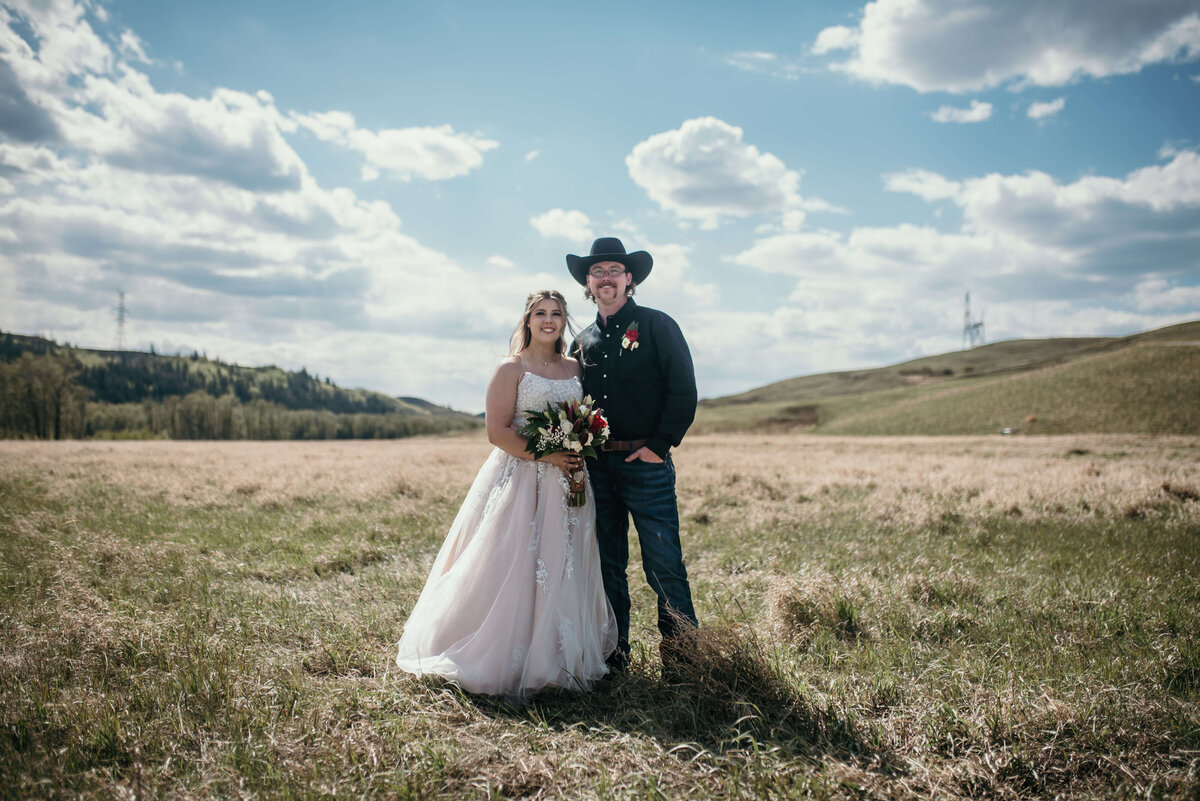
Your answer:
[524,149,539,162]
[729,149,1200,350]
[292,110,498,182]
[930,100,993,123]
[721,211,1195,388]
[883,168,961,201]
[529,208,594,242]
[0,0,553,411]
[1027,97,1066,119]
[815,0,1200,92]
[1133,278,1200,310]
[0,57,59,142]
[626,116,815,230]
[812,26,858,55]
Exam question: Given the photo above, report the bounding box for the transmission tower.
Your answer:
[115,290,128,351]
[962,291,985,349]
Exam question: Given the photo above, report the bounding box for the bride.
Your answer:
[396,290,618,696]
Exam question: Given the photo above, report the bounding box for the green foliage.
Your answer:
[0,351,88,438]
[84,396,479,440]
[0,331,481,440]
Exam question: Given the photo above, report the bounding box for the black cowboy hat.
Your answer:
[566,237,653,286]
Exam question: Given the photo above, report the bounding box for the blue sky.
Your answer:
[3,0,1199,411]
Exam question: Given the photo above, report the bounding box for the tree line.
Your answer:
[0,332,413,414]
[1,346,480,441]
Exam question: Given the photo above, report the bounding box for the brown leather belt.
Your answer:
[600,438,647,452]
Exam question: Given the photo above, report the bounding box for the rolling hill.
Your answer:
[695,320,1200,436]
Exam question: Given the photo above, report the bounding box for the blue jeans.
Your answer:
[588,451,698,662]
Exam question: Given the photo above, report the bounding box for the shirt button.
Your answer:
[603,395,607,399]
[603,374,607,378]
[605,333,610,338]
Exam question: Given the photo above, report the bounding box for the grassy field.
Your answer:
[2,435,1199,799]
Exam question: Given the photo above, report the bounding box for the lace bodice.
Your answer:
[513,372,582,427]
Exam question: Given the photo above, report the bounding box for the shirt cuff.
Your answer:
[645,435,670,459]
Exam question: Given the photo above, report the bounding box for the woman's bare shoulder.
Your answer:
[495,355,523,376]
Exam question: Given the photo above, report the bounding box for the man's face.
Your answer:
[586,260,631,303]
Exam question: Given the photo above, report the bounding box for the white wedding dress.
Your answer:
[396,372,617,696]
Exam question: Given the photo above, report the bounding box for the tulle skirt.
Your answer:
[396,448,617,696]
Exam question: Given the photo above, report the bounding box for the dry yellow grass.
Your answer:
[0,435,491,507]
[674,433,1200,530]
[5,432,1195,523]
[2,433,1198,799]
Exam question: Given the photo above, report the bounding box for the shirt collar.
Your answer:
[596,298,638,331]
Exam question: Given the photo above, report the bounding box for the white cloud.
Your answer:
[118,29,150,64]
[0,0,557,411]
[626,116,814,230]
[2,0,112,84]
[1133,278,1200,310]
[1027,97,1066,119]
[82,76,306,191]
[524,149,539,162]
[722,51,804,80]
[930,100,993,123]
[486,255,514,269]
[812,26,858,55]
[293,110,498,182]
[815,0,1200,92]
[718,207,1196,394]
[529,208,594,242]
[883,168,962,201]
[712,149,1200,388]
[736,150,1200,323]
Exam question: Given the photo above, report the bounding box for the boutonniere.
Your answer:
[621,321,640,351]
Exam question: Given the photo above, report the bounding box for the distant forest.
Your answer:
[0,332,480,440]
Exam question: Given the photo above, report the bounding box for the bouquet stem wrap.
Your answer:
[567,469,587,507]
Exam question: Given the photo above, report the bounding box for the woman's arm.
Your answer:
[485,359,579,473]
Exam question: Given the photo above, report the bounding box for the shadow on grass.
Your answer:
[461,624,898,773]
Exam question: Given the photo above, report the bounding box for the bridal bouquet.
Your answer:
[517,396,610,506]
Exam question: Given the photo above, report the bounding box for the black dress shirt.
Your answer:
[571,299,697,458]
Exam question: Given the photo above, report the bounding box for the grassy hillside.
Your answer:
[696,320,1200,435]
[716,337,1109,405]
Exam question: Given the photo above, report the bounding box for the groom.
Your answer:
[568,237,699,676]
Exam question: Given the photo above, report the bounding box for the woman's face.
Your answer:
[527,298,565,346]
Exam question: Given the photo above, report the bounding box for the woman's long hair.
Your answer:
[509,290,574,356]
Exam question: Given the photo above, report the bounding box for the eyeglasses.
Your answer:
[588,266,627,279]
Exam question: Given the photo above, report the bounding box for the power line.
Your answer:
[963,291,985,349]
[115,290,128,351]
